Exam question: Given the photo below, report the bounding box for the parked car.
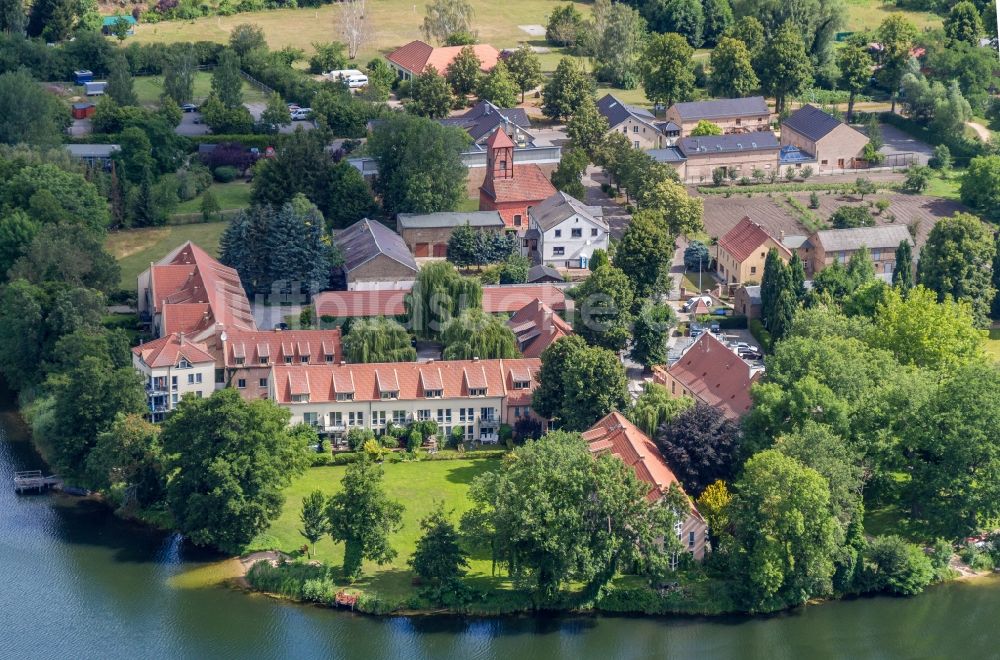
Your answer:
[181,103,198,112]
[683,295,714,312]
[291,108,312,121]
[710,323,721,334]
[690,323,704,338]
[274,322,289,330]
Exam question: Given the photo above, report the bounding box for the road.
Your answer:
[967,121,991,143]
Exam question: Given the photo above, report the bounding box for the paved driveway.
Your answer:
[878,123,933,165]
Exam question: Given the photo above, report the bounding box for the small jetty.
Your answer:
[13,470,62,494]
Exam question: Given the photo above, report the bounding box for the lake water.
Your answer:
[2,404,997,660]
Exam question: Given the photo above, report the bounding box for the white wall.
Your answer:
[536,213,609,268]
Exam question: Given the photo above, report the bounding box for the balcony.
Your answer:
[478,416,499,428]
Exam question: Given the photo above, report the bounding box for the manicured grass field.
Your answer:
[172,181,253,214]
[842,0,942,32]
[986,329,1000,363]
[105,220,229,290]
[921,171,962,201]
[253,457,503,600]
[133,71,270,105]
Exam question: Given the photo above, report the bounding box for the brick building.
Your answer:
[396,211,505,258]
[334,218,418,290]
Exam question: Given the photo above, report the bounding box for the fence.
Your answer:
[239,70,274,97]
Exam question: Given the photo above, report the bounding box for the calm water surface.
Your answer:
[1,405,997,660]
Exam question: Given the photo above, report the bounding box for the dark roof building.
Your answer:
[439,100,534,147]
[334,218,418,289]
[527,191,607,232]
[677,131,780,157]
[597,93,657,127]
[527,264,563,283]
[668,96,770,122]
[781,104,846,142]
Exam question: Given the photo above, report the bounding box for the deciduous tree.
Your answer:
[629,382,693,436]
[917,212,997,327]
[708,36,759,98]
[566,97,609,160]
[445,45,482,97]
[212,48,244,108]
[505,44,543,103]
[569,264,635,351]
[630,302,677,368]
[410,504,469,592]
[656,403,742,497]
[408,65,454,119]
[441,309,519,359]
[299,490,330,557]
[615,210,674,299]
[532,336,630,430]
[422,0,475,44]
[758,22,812,113]
[640,32,695,108]
[837,43,873,121]
[944,0,983,46]
[476,61,518,108]
[343,317,417,362]
[542,57,594,122]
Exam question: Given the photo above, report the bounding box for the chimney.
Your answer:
[780,230,786,240]
[179,332,185,345]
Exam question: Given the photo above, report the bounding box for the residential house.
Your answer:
[334,218,419,290]
[583,412,709,562]
[715,216,792,285]
[386,40,500,80]
[268,358,542,443]
[734,285,762,319]
[439,100,535,149]
[132,333,216,422]
[665,96,772,137]
[507,298,572,358]
[781,104,869,173]
[396,211,505,258]
[312,284,568,320]
[597,94,669,149]
[653,332,764,420]
[670,132,781,182]
[479,129,557,231]
[806,225,913,278]
[137,241,256,340]
[523,191,609,269]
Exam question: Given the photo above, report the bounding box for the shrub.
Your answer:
[808,192,820,209]
[213,165,238,182]
[830,206,874,229]
[862,535,935,596]
[874,199,891,215]
[748,319,772,352]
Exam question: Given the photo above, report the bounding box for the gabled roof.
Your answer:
[132,332,215,368]
[271,358,540,404]
[648,147,687,163]
[396,211,505,230]
[387,40,500,75]
[528,191,608,232]
[783,104,864,142]
[717,216,792,263]
[438,100,532,143]
[583,411,699,509]
[219,328,343,367]
[507,298,572,358]
[482,284,567,313]
[334,218,418,275]
[486,127,514,149]
[313,290,409,318]
[481,161,556,204]
[678,131,779,157]
[670,96,770,121]
[666,332,763,420]
[811,225,913,252]
[527,264,563,283]
[597,93,656,129]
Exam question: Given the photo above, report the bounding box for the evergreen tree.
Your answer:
[769,278,797,341]
[759,248,786,326]
[106,53,138,106]
[787,252,806,301]
[758,22,813,113]
[446,222,479,268]
[163,46,196,105]
[212,49,244,109]
[542,57,594,121]
[701,0,733,45]
[892,239,914,292]
[630,302,677,368]
[505,44,543,103]
[477,61,518,108]
[26,0,75,41]
[944,1,983,46]
[0,0,26,35]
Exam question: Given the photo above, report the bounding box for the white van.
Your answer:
[345,73,368,89]
[325,69,368,89]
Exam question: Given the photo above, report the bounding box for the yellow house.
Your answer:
[715,216,792,285]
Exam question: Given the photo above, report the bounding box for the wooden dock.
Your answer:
[13,470,62,494]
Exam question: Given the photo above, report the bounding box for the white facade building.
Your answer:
[523,192,609,269]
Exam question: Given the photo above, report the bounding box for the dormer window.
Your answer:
[300,354,310,364]
[284,356,293,364]
[325,353,334,363]
[234,357,245,366]
[259,357,268,365]
[469,387,487,396]
[292,393,309,403]
[381,390,399,400]
[513,379,530,390]
[178,358,191,369]
[425,388,443,398]
[336,392,354,402]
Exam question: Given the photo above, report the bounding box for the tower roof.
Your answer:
[486,128,514,149]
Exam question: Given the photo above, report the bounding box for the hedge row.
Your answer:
[697,181,902,195]
[308,448,507,467]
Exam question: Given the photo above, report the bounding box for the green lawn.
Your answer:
[842,0,941,31]
[455,197,481,212]
[105,220,229,290]
[132,71,270,106]
[173,181,253,214]
[986,329,1000,363]
[923,171,963,201]
[252,457,503,601]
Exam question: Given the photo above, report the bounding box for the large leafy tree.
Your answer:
[0,0,26,35]
[26,0,75,41]
[837,43,873,121]
[569,264,635,351]
[162,45,197,105]
[343,317,417,363]
[959,155,1000,216]
[368,114,470,214]
[629,302,677,368]
[728,450,840,612]
[876,14,917,113]
[441,309,519,360]
[445,45,482,96]
[730,0,845,65]
[422,0,474,44]
[0,70,70,148]
[10,225,119,294]
[708,37,759,99]
[410,504,469,592]
[903,362,1000,539]
[656,402,742,497]
[566,97,609,160]
[651,0,704,47]
[163,389,311,553]
[476,61,519,108]
[505,44,543,103]
[550,147,588,200]
[106,52,138,107]
[408,66,454,119]
[85,413,165,508]
[944,0,983,46]
[629,382,694,437]
[212,48,244,109]
[641,32,695,108]
[917,212,997,327]
[723,15,765,60]
[407,261,482,339]
[593,2,647,88]
[615,210,674,299]
[635,179,704,236]
[758,22,813,113]
[542,57,595,121]
[532,335,630,431]
[462,431,672,598]
[327,456,405,580]
[299,490,330,557]
[702,0,734,45]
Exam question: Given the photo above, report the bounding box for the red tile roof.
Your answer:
[483,285,567,313]
[214,328,343,367]
[486,127,514,149]
[480,162,557,204]
[665,332,763,419]
[507,298,572,358]
[132,332,215,368]
[313,290,409,318]
[270,358,541,404]
[387,40,500,75]
[162,303,213,336]
[717,216,791,263]
[583,411,699,512]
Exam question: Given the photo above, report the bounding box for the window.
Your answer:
[373,410,386,426]
[259,356,268,365]
[187,373,202,384]
[171,393,178,404]
[554,229,561,238]
[821,159,828,165]
[750,266,757,275]
[393,410,407,424]
[178,358,191,369]
[634,140,640,149]
[417,409,431,421]
[437,408,452,423]
[284,356,293,364]
[336,392,354,402]
[325,353,334,363]
[459,407,474,422]
[348,411,364,427]
[622,126,628,134]
[380,390,399,400]
[300,355,309,364]
[632,125,638,133]
[689,531,696,548]
[735,118,742,125]
[553,247,565,256]
[514,406,523,418]
[512,379,530,390]
[303,412,318,426]
[237,378,246,389]
[215,369,224,384]
[425,388,443,398]
[469,387,487,396]
[591,228,598,237]
[332,412,343,427]
[571,228,582,238]
[674,519,683,539]
[195,391,203,398]
[513,214,522,226]
[872,249,881,260]
[234,357,245,366]
[481,407,496,421]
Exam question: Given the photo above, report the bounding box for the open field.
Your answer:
[105,220,229,290]
[842,0,942,31]
[252,457,503,600]
[173,181,253,214]
[133,71,270,105]
[131,0,592,66]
